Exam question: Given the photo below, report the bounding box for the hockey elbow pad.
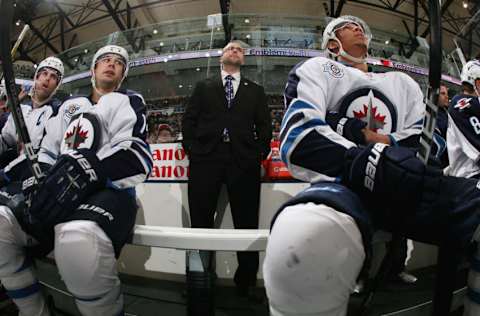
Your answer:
[342,143,435,215]
[26,149,107,231]
[326,112,367,145]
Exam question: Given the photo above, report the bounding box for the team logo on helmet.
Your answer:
[61,112,100,152]
[323,61,344,78]
[339,88,397,134]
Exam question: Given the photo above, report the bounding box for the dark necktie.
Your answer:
[225,75,234,108]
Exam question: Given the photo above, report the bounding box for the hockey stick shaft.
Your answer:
[417,0,441,165]
[0,24,30,84]
[11,24,29,59]
[0,1,43,182]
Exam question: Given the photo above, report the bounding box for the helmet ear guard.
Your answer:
[321,15,372,64]
[90,45,130,92]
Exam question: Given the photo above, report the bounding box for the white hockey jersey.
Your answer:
[281,57,425,182]
[446,94,480,178]
[0,103,54,154]
[38,90,153,189]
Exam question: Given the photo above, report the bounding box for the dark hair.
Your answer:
[462,82,475,94]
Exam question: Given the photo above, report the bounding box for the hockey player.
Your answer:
[0,44,153,316]
[0,56,63,168]
[446,60,480,179]
[263,15,480,316]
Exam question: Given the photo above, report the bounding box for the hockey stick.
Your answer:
[417,0,441,165]
[0,0,43,182]
[419,2,459,316]
[0,24,29,85]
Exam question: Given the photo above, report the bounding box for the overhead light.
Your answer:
[463,1,468,8]
[84,49,88,53]
[246,34,251,39]
[33,64,37,68]
[196,67,200,71]
[74,58,78,62]
[153,29,158,34]
[178,84,183,88]
[244,18,250,24]
[385,40,390,45]
[15,20,21,26]
[159,42,164,46]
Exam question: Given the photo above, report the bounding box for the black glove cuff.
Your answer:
[326,112,367,145]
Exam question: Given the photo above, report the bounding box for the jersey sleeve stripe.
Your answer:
[280,118,327,164]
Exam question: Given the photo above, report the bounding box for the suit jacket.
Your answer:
[182,75,272,167]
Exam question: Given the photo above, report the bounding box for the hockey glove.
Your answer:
[26,149,106,231]
[342,143,439,219]
[326,112,367,145]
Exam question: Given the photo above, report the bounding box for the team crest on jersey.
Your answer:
[453,97,472,111]
[339,88,397,133]
[61,112,100,152]
[323,61,344,79]
[64,103,81,120]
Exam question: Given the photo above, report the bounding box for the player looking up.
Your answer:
[263,15,480,316]
[0,44,153,316]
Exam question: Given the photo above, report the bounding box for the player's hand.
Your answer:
[342,143,433,215]
[26,149,106,230]
[362,129,390,144]
[18,87,29,102]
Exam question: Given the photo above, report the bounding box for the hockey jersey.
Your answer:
[0,102,55,154]
[446,94,480,178]
[38,90,153,189]
[281,57,425,182]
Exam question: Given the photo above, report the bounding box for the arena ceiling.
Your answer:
[7,0,480,64]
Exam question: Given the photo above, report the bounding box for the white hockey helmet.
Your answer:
[31,56,64,105]
[461,60,480,88]
[321,15,372,64]
[90,44,129,91]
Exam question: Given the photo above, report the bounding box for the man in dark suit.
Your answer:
[182,40,272,295]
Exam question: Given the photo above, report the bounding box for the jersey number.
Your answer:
[470,117,480,134]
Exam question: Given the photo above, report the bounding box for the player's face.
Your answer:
[94,53,125,91]
[34,68,59,102]
[335,22,369,58]
[476,79,480,96]
[438,85,449,108]
[220,43,245,67]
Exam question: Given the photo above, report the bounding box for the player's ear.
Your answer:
[327,40,340,54]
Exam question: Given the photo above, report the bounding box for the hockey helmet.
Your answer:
[90,44,129,91]
[34,56,64,85]
[321,15,372,63]
[461,60,480,88]
[30,56,64,105]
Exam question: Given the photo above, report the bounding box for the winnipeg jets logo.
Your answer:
[340,88,397,134]
[454,97,472,111]
[353,91,387,132]
[64,123,89,148]
[323,61,344,78]
[61,112,100,152]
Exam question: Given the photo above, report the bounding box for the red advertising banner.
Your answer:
[148,141,293,182]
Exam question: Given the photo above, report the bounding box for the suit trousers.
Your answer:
[188,143,260,287]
